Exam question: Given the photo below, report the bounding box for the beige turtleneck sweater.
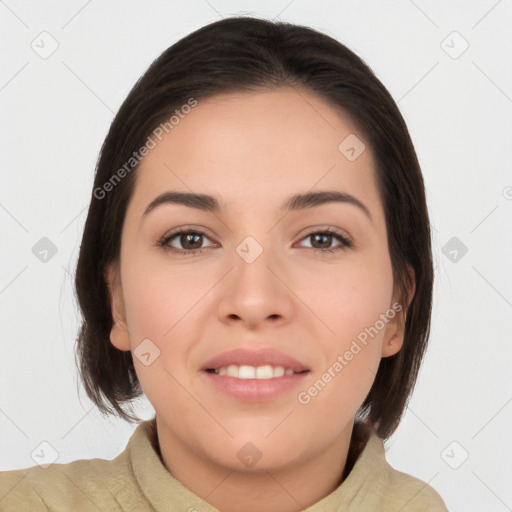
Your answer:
[0,419,448,511]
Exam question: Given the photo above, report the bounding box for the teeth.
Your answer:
[256,365,273,379]
[273,366,285,377]
[212,365,297,379]
[226,365,238,378]
[238,365,255,379]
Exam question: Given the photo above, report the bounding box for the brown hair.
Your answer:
[75,16,433,439]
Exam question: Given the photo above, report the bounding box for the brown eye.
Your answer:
[158,230,215,254]
[298,230,352,253]
[310,233,334,249]
[177,233,203,250]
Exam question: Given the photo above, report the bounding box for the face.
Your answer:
[107,87,411,472]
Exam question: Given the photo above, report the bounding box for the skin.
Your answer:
[106,87,414,512]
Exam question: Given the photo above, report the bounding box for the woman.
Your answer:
[0,16,448,511]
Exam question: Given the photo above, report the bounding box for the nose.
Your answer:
[216,238,296,330]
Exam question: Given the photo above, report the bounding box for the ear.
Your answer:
[381,264,416,358]
[105,264,131,351]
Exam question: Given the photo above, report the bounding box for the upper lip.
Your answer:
[201,348,309,373]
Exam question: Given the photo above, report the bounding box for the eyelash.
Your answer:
[156,228,353,256]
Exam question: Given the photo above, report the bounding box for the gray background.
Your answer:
[1,1,512,510]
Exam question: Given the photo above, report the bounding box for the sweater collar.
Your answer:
[127,418,386,511]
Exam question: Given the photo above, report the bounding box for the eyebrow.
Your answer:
[143,190,372,221]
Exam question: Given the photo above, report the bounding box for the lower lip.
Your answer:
[203,371,309,401]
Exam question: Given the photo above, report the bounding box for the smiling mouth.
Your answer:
[205,365,309,379]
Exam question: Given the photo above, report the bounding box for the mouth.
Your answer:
[201,348,310,401]
[205,365,307,379]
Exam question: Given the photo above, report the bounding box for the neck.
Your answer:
[152,419,369,512]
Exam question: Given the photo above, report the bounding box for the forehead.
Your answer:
[129,87,382,219]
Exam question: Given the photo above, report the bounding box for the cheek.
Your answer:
[295,254,393,407]
[120,255,214,390]
[120,264,200,404]
[295,354,378,445]
[294,267,390,430]
[122,255,206,341]
[298,256,394,342]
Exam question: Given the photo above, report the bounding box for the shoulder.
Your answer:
[0,454,129,512]
[0,420,160,511]
[312,425,449,512]
[362,433,448,511]
[384,465,448,511]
